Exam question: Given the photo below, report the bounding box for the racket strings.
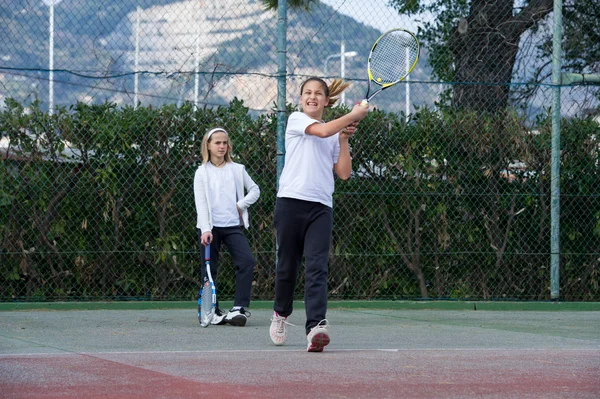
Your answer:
[200,279,212,322]
[370,31,419,85]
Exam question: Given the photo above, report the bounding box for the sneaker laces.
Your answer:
[271,315,296,333]
[313,319,329,330]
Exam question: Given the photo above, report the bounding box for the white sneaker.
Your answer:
[225,308,251,327]
[210,308,227,325]
[270,312,290,346]
[306,319,330,352]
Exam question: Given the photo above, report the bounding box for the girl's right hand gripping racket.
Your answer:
[361,28,420,107]
[198,243,216,328]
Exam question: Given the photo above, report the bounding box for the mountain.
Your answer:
[0,0,436,114]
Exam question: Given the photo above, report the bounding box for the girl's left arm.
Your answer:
[334,135,352,180]
[237,167,260,210]
[193,167,212,233]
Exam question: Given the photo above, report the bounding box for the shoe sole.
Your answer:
[226,315,247,327]
[307,332,330,352]
[270,333,287,346]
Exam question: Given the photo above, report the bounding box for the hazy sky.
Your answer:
[320,0,427,33]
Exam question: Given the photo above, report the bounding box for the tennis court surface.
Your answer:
[1,301,599,399]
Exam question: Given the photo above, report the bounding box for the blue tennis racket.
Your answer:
[198,243,216,327]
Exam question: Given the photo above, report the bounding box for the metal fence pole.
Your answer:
[275,0,287,271]
[276,0,287,187]
[550,0,563,300]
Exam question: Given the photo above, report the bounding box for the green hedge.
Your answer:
[1,99,599,301]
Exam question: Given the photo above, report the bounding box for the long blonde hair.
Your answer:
[200,127,233,165]
[300,77,351,108]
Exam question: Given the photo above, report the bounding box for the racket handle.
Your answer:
[204,244,210,261]
[360,99,369,108]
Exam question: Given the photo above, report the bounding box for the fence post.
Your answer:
[276,0,287,188]
[550,0,563,300]
[275,0,287,271]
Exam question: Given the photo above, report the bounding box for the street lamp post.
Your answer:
[48,0,54,115]
[134,6,141,108]
[340,41,347,105]
[405,47,410,121]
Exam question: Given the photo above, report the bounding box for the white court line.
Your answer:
[1,347,599,357]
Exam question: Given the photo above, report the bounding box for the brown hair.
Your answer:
[300,77,351,108]
[200,127,233,165]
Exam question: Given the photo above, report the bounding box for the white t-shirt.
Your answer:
[206,162,240,227]
[277,111,341,208]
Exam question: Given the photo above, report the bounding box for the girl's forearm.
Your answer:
[335,139,352,180]
[306,114,356,138]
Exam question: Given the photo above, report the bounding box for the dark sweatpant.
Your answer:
[273,197,332,334]
[197,226,255,308]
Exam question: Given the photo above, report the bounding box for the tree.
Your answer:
[388,0,600,114]
[545,1,600,74]
[514,1,600,105]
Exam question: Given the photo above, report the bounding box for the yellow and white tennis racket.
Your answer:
[361,28,420,107]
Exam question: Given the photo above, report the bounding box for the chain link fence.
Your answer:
[1,0,599,302]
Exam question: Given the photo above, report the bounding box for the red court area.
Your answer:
[2,349,599,399]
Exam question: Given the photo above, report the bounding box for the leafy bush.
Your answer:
[1,100,598,301]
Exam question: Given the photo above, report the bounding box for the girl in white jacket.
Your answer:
[194,127,260,326]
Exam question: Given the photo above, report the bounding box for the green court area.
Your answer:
[2,302,599,398]
[2,300,599,312]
